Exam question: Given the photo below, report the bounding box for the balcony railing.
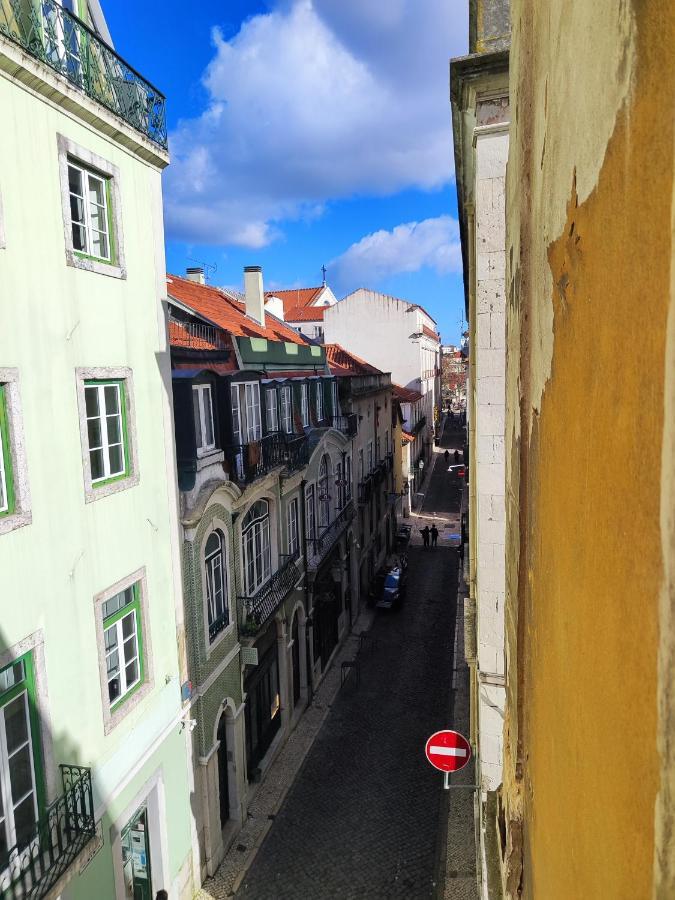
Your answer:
[328,414,358,437]
[169,316,227,350]
[240,554,301,630]
[0,0,167,148]
[225,433,309,485]
[307,500,355,571]
[1,764,95,899]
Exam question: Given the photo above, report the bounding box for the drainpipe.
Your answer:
[300,478,313,704]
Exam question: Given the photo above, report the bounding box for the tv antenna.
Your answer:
[187,257,218,283]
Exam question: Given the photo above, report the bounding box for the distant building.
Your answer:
[265,284,338,343]
[323,288,441,472]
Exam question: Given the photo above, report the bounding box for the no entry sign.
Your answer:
[425,730,471,773]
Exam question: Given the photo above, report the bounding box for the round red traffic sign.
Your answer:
[425,730,471,773]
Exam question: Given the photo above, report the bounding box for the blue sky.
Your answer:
[105,1,468,342]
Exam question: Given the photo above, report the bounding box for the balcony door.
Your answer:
[242,500,272,596]
[230,384,244,480]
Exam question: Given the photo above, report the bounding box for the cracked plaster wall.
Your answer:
[502,0,674,896]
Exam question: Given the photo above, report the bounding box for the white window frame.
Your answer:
[242,500,272,596]
[57,135,126,279]
[287,498,299,557]
[0,679,38,857]
[315,382,324,421]
[76,367,138,503]
[0,371,31,535]
[331,381,339,417]
[94,569,152,735]
[67,159,111,262]
[300,384,309,428]
[85,381,126,483]
[305,484,316,542]
[280,386,293,434]
[245,383,262,442]
[266,389,279,432]
[193,383,216,454]
[204,529,229,642]
[103,601,141,709]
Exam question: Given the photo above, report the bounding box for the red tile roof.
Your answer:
[167,275,305,345]
[169,319,221,351]
[173,360,236,375]
[265,286,324,318]
[422,324,440,343]
[402,431,414,443]
[285,305,326,322]
[324,344,384,377]
[392,383,423,404]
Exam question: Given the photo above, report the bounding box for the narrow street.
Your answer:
[236,420,475,899]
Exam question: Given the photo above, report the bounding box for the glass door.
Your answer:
[121,806,152,900]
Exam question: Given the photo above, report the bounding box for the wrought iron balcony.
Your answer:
[307,500,355,571]
[329,414,358,437]
[1,764,95,899]
[225,433,309,486]
[0,0,167,149]
[240,554,301,630]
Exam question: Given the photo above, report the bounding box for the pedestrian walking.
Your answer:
[430,524,439,547]
[421,525,430,548]
[453,449,460,464]
[444,449,450,464]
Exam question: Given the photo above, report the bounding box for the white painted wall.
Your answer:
[474,124,508,792]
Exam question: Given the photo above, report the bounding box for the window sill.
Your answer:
[196,449,225,472]
[205,619,236,660]
[84,472,140,504]
[66,249,126,280]
[0,508,32,536]
[103,676,153,735]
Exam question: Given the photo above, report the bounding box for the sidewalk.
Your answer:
[196,608,375,899]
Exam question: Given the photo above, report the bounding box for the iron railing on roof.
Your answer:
[0,0,167,148]
[239,554,301,631]
[307,500,355,570]
[169,316,227,350]
[1,764,95,899]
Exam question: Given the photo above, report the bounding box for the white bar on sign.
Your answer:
[430,746,467,757]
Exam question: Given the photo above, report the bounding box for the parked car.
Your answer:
[395,523,412,553]
[376,567,407,610]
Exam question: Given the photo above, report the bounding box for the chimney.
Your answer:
[244,266,265,326]
[186,266,205,285]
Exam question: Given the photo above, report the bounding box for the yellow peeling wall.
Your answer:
[503,1,675,897]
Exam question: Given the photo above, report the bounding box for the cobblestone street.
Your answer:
[232,420,476,899]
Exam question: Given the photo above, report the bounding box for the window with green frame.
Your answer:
[103,582,144,709]
[0,653,44,859]
[0,385,14,517]
[67,158,116,264]
[84,380,129,486]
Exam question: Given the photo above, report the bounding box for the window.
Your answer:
[68,160,112,262]
[315,382,324,421]
[85,381,128,483]
[192,383,215,453]
[335,460,343,509]
[287,499,299,557]
[368,441,374,473]
[318,455,330,527]
[358,449,364,482]
[242,500,271,595]
[331,381,339,417]
[280,386,293,434]
[205,530,228,641]
[102,582,143,709]
[0,384,13,516]
[345,455,352,500]
[266,389,279,432]
[0,653,41,860]
[300,384,309,427]
[245,383,262,442]
[376,438,381,463]
[305,484,316,541]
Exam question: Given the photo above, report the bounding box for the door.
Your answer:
[216,715,229,827]
[230,384,244,479]
[291,614,301,706]
[121,806,152,900]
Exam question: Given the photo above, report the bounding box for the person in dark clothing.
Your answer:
[453,449,460,464]
[444,449,450,464]
[156,892,169,900]
[421,525,430,547]
[430,524,439,547]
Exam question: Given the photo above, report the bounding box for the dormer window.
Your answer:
[193,384,215,454]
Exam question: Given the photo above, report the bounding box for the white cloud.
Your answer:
[329,215,462,290]
[164,0,468,247]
